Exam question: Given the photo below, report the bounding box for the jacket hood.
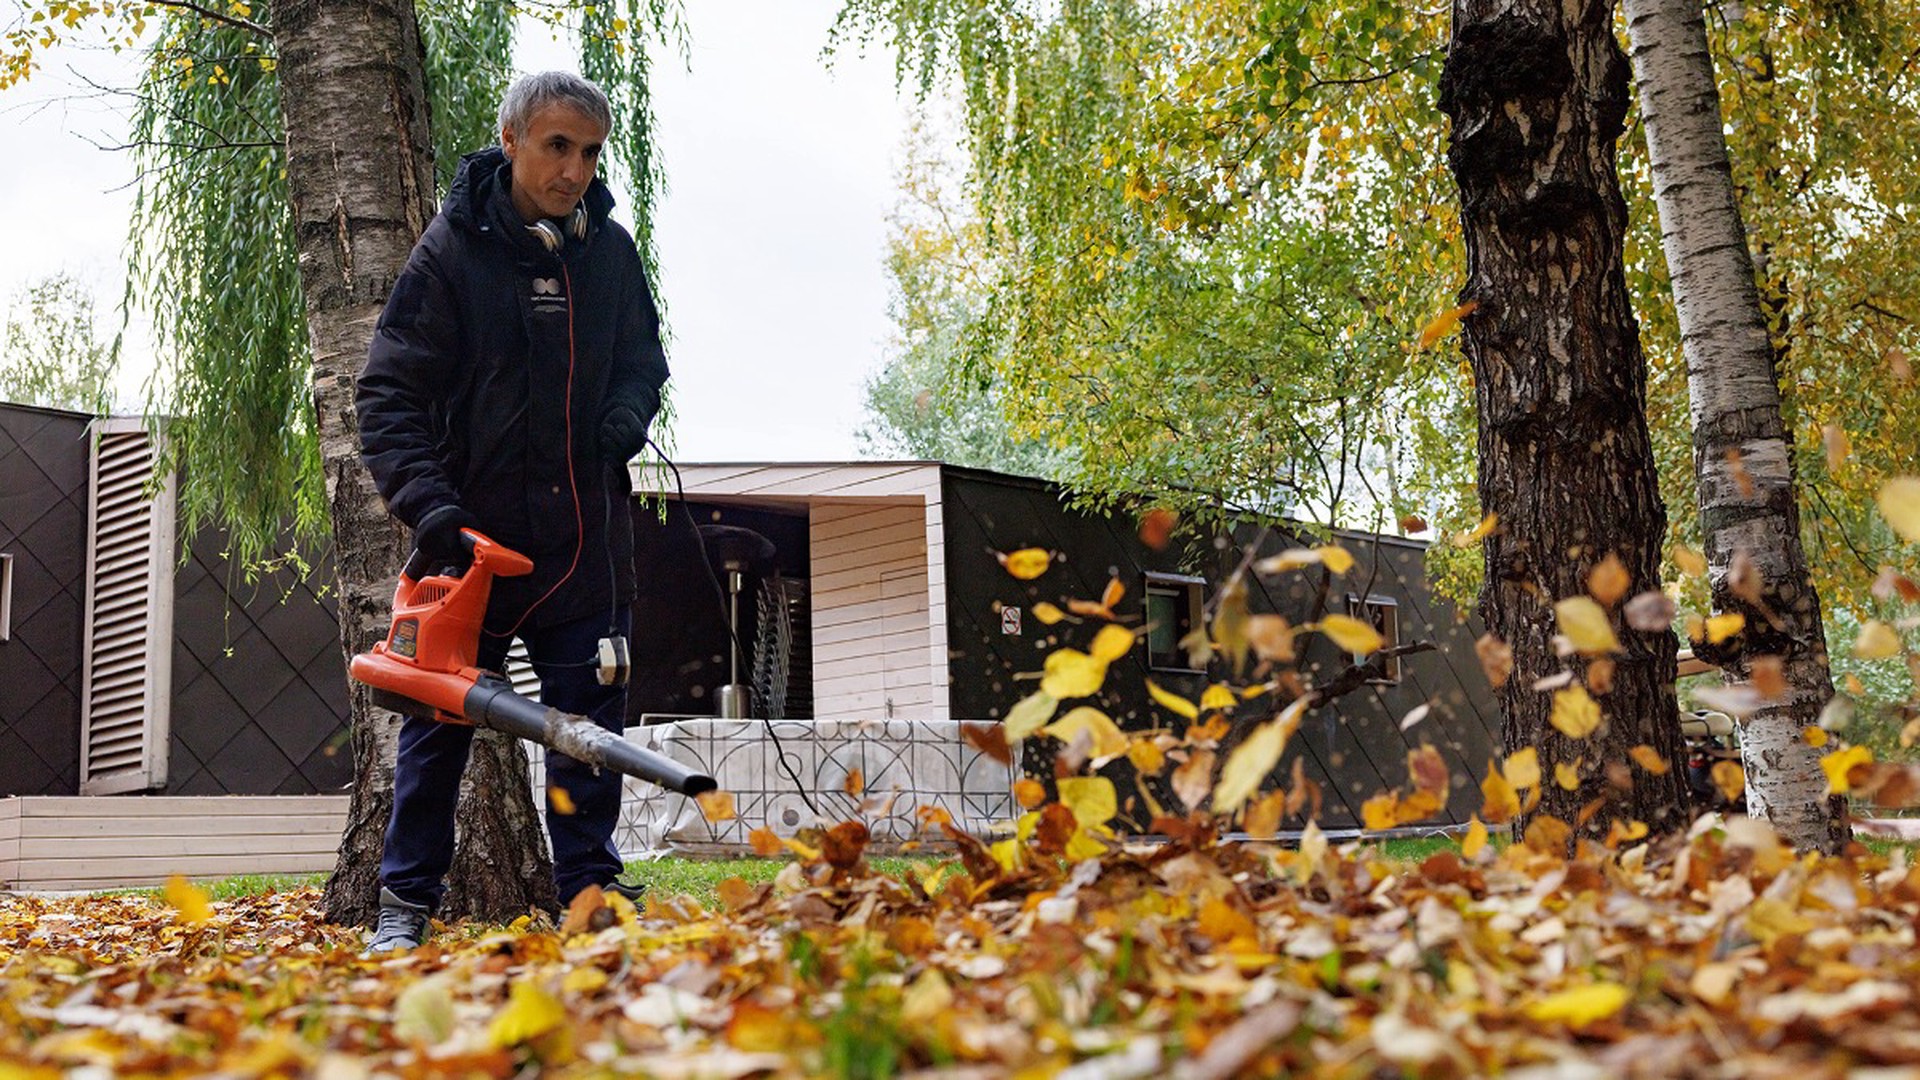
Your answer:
[443,145,617,236]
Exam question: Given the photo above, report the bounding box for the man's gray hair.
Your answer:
[498,71,613,140]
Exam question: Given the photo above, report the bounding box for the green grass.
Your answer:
[621,855,933,909]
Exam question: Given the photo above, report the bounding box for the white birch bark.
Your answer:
[1623,0,1845,851]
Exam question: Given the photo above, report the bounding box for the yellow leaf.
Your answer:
[1316,545,1354,574]
[1057,776,1117,829]
[1822,424,1850,473]
[1361,793,1398,831]
[1252,548,1323,575]
[1032,601,1070,625]
[1502,747,1540,790]
[1127,738,1166,774]
[1146,679,1199,720]
[1554,596,1620,655]
[1480,763,1521,824]
[1089,623,1137,663]
[1041,706,1129,761]
[1042,648,1109,699]
[1320,613,1385,655]
[1555,760,1581,790]
[1628,745,1669,775]
[1099,576,1125,610]
[1549,686,1603,739]
[999,548,1053,580]
[1711,760,1745,803]
[1462,815,1488,859]
[164,875,212,924]
[1705,612,1745,644]
[1522,982,1631,1027]
[1671,544,1708,576]
[1417,300,1478,348]
[1003,690,1059,742]
[489,981,565,1047]
[1821,744,1873,795]
[1802,726,1827,748]
[547,785,577,815]
[1212,699,1306,813]
[393,974,457,1045]
[1855,620,1903,660]
[696,790,736,823]
[1876,477,1920,543]
[1200,683,1238,713]
[1453,512,1499,547]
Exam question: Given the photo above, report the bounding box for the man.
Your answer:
[355,71,668,952]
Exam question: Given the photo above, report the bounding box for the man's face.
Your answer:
[501,103,609,223]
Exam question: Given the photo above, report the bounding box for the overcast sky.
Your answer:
[0,0,918,461]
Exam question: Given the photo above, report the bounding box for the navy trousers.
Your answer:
[379,608,632,910]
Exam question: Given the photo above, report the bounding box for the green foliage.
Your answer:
[845,0,1920,619]
[0,272,119,413]
[125,1,677,570]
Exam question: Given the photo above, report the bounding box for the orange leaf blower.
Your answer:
[348,530,717,796]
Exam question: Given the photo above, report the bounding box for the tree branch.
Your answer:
[1306,641,1437,706]
[146,0,270,38]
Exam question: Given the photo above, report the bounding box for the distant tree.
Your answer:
[0,272,118,414]
[1624,0,1845,849]
[859,128,1064,478]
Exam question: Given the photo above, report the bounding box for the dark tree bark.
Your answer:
[1439,0,1690,839]
[271,0,554,925]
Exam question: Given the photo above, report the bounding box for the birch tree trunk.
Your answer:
[271,0,555,925]
[1622,0,1846,852]
[1439,0,1691,840]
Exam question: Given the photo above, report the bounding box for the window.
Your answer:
[1144,572,1206,672]
[0,553,11,642]
[1346,593,1401,684]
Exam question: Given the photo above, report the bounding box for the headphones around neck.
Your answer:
[528,203,590,253]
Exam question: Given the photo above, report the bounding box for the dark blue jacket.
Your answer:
[357,147,668,635]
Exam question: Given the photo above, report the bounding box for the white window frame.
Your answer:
[1345,592,1402,685]
[0,552,12,643]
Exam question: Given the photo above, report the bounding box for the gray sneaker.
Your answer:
[364,887,431,955]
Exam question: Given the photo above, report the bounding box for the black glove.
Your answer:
[414,505,480,566]
[599,405,650,463]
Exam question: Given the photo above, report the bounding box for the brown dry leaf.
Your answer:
[1628,745,1670,776]
[1587,553,1631,607]
[1137,507,1178,551]
[696,790,736,823]
[842,769,865,798]
[1013,778,1048,809]
[1586,657,1615,695]
[1871,567,1920,603]
[1475,633,1514,688]
[1623,591,1676,633]
[1399,512,1429,534]
[1751,655,1786,699]
[560,885,608,936]
[1172,748,1216,815]
[1246,614,1296,663]
[1725,448,1756,499]
[820,821,870,869]
[961,720,1013,765]
[1822,424,1851,473]
[1849,763,1920,809]
[747,826,783,856]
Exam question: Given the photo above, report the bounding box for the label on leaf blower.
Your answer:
[391,618,419,658]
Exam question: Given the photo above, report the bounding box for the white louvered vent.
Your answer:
[504,638,542,698]
[80,420,176,795]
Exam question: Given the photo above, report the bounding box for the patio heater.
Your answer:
[697,524,776,720]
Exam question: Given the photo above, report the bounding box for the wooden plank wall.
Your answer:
[810,501,948,721]
[0,795,347,890]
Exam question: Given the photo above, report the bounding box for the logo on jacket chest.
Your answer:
[529,276,568,314]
